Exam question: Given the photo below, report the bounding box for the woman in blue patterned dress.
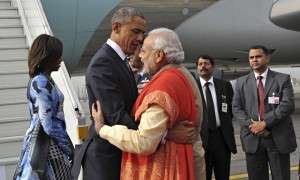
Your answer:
[15,34,73,180]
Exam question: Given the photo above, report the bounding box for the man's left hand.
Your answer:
[92,100,105,134]
[166,120,197,144]
[249,119,266,134]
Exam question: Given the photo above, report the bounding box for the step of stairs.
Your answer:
[0,117,29,138]
[0,136,23,159]
[0,87,27,105]
[0,37,27,48]
[0,6,16,10]
[0,9,18,17]
[0,17,21,27]
[0,102,28,120]
[0,1,11,8]
[0,60,27,74]
[0,157,19,180]
[0,48,28,61]
[0,26,24,37]
[0,73,29,89]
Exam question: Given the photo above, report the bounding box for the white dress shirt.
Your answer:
[106,39,126,61]
[199,77,221,127]
[254,68,269,87]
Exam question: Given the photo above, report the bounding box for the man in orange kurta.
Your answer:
[93,28,204,180]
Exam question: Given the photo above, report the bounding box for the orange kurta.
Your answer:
[121,66,197,180]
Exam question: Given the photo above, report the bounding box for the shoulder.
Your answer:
[215,79,233,93]
[237,73,249,81]
[86,47,115,76]
[214,78,232,88]
[150,68,185,89]
[233,74,253,92]
[236,73,251,84]
[31,75,52,93]
[88,46,112,66]
[158,68,185,82]
[32,75,48,87]
[269,70,290,80]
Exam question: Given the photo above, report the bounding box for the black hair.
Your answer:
[249,45,270,55]
[195,54,215,66]
[28,34,63,77]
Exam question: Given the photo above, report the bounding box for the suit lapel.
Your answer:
[248,73,259,115]
[104,44,137,88]
[213,78,222,113]
[264,70,275,99]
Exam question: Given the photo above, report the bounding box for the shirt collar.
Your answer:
[106,39,126,61]
[200,76,214,88]
[254,68,269,80]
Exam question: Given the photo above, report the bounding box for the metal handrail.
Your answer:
[34,0,52,35]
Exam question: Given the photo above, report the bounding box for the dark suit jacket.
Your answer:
[232,70,297,154]
[193,74,237,154]
[72,43,138,179]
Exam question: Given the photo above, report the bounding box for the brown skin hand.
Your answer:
[166,121,197,144]
[92,101,105,135]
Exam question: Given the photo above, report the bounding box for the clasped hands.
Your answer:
[92,100,197,144]
[249,119,267,135]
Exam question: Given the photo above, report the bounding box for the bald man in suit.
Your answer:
[232,45,297,180]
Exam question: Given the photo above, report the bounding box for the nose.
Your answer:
[137,33,144,42]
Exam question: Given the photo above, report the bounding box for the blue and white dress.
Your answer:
[16,73,72,180]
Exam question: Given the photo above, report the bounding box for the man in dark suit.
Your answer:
[71,7,195,180]
[232,45,297,180]
[71,7,146,180]
[194,55,237,180]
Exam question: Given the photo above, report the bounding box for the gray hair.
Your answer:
[148,28,184,64]
[111,7,145,24]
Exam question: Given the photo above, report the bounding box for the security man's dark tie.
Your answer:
[205,82,217,130]
[257,76,265,120]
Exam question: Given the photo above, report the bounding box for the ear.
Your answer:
[112,22,121,33]
[155,50,165,64]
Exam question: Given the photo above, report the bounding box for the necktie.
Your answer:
[257,76,265,120]
[123,56,136,81]
[205,82,217,130]
[124,56,132,71]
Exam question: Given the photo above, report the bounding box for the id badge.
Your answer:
[268,96,279,104]
[222,103,228,113]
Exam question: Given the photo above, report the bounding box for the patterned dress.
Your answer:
[16,73,72,180]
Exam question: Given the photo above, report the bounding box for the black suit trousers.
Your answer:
[82,137,121,180]
[205,128,231,180]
